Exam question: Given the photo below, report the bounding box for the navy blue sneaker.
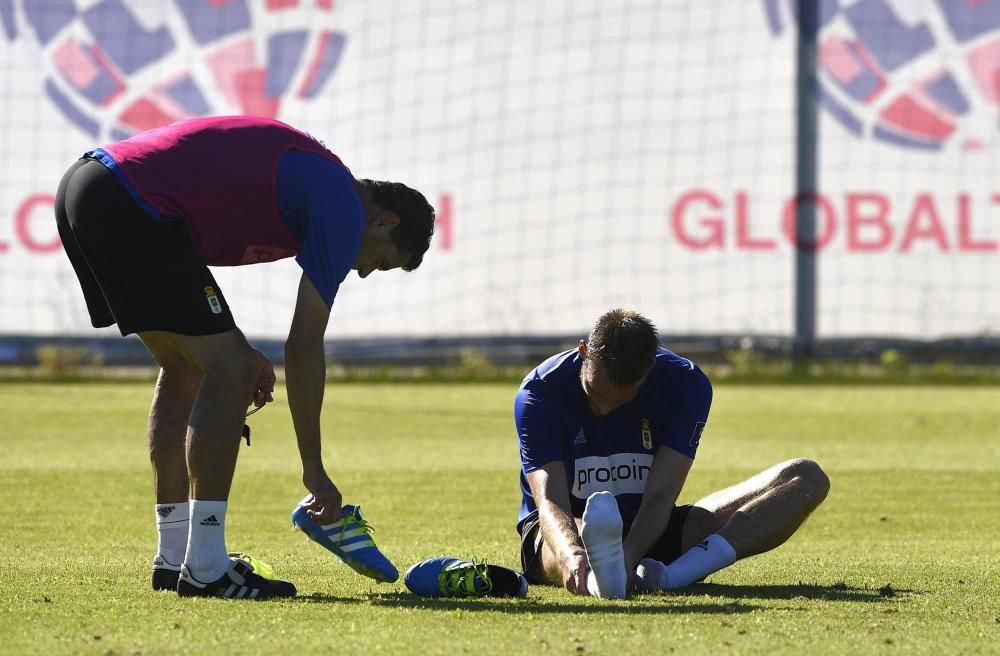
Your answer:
[404,557,529,598]
[291,496,399,583]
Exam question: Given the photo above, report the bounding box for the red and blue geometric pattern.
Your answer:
[764,0,1000,151]
[0,0,345,139]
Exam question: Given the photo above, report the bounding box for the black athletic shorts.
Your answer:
[518,504,693,584]
[54,158,236,337]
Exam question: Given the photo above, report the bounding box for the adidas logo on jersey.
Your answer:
[573,430,587,445]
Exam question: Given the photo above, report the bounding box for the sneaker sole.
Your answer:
[176,577,296,600]
[152,568,180,591]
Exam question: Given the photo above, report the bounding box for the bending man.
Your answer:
[55,116,435,599]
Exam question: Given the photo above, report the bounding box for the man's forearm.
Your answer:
[284,340,326,469]
[623,447,693,569]
[623,500,675,569]
[538,499,585,559]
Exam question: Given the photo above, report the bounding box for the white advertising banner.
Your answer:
[0,0,997,339]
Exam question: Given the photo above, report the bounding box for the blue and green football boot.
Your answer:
[291,496,399,583]
[404,557,529,598]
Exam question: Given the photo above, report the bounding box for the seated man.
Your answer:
[515,309,830,598]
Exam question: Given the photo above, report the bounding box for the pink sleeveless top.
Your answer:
[102,116,348,266]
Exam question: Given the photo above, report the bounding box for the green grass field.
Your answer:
[1,381,997,655]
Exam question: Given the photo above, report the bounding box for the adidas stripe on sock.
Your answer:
[155,502,189,567]
[184,499,230,583]
[580,491,627,599]
[663,533,737,589]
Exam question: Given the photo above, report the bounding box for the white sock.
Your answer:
[584,570,602,597]
[580,491,627,599]
[633,557,670,593]
[663,533,737,589]
[154,502,189,566]
[183,500,230,583]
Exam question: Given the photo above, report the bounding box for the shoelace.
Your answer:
[333,508,376,547]
[228,552,278,580]
[439,561,493,596]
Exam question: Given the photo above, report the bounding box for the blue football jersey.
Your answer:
[275,150,363,308]
[515,347,712,534]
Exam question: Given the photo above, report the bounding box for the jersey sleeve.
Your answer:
[658,367,713,459]
[514,382,566,474]
[276,150,364,308]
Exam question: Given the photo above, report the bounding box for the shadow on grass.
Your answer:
[296,592,760,615]
[670,582,915,602]
[295,581,910,612]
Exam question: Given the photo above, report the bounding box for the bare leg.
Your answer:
[140,329,262,501]
[536,516,592,588]
[681,458,831,558]
[139,329,268,583]
[185,362,256,500]
[140,337,202,575]
[633,459,829,591]
[538,538,565,586]
[146,363,202,504]
[538,517,585,587]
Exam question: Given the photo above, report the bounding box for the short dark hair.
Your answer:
[585,309,659,386]
[359,179,435,271]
